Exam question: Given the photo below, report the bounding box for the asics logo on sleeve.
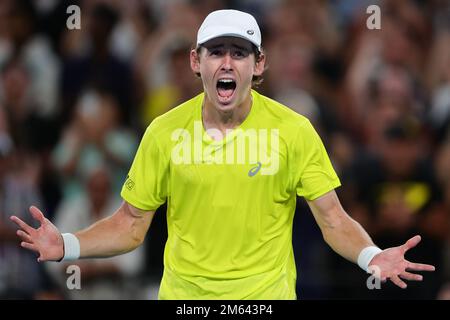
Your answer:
[248,162,262,177]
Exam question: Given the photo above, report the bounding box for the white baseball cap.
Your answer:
[197,9,262,52]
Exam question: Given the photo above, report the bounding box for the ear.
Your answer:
[190,49,200,74]
[253,52,266,76]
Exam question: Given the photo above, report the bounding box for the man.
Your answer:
[11,9,435,299]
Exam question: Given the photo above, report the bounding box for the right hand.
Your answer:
[10,206,64,262]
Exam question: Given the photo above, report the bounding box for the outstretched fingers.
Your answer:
[29,206,45,225]
[407,262,436,272]
[20,241,38,253]
[390,275,407,289]
[399,272,423,281]
[17,230,32,243]
[10,216,34,235]
[402,235,421,253]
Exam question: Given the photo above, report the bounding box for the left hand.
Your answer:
[368,235,435,289]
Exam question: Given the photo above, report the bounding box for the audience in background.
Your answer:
[0,0,449,299]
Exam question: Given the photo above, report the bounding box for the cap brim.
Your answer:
[197,26,261,51]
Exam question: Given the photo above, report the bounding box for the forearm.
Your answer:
[321,211,375,263]
[308,191,377,264]
[75,218,137,259]
[73,203,151,259]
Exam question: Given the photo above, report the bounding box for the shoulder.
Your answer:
[253,90,315,139]
[144,92,203,140]
[253,90,311,128]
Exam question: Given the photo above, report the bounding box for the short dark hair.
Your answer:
[193,44,266,88]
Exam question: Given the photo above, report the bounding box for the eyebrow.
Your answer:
[206,43,251,51]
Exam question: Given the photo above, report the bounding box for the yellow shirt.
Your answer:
[121,90,341,299]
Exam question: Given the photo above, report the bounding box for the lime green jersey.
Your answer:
[121,90,341,299]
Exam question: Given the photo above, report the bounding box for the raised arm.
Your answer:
[307,190,435,288]
[10,201,154,262]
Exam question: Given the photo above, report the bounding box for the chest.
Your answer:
[169,132,292,200]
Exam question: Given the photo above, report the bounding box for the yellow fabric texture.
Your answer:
[121,90,341,299]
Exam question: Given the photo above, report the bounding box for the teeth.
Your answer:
[218,79,234,83]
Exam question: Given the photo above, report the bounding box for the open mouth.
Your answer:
[216,78,236,102]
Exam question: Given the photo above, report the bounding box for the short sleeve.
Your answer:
[120,125,169,211]
[294,120,341,200]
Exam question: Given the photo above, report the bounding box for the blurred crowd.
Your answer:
[0,0,449,299]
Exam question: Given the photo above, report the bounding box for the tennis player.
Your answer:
[11,9,435,299]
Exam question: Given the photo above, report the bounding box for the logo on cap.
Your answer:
[247,30,254,35]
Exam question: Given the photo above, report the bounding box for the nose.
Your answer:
[220,52,233,71]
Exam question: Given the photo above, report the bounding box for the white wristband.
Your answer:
[357,246,382,272]
[61,233,80,261]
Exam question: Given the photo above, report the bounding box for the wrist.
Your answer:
[61,233,80,261]
[357,246,382,272]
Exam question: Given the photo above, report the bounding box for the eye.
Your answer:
[233,51,243,57]
[231,49,249,59]
[209,49,223,56]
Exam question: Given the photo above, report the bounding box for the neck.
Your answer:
[202,92,253,134]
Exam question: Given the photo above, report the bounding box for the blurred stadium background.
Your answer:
[0,0,449,300]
